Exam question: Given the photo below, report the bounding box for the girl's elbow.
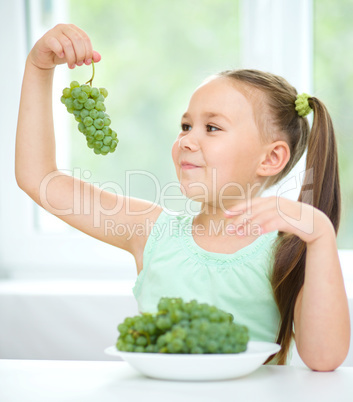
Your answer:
[308,362,339,372]
[304,351,349,372]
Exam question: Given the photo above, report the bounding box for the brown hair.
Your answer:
[216,69,341,364]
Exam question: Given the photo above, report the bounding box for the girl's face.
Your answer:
[171,77,266,209]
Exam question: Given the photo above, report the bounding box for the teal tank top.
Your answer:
[132,208,294,364]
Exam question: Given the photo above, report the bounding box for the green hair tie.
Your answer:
[295,93,312,117]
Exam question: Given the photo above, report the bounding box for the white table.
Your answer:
[0,360,352,402]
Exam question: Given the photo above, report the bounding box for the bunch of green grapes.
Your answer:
[116,297,249,354]
[60,62,118,155]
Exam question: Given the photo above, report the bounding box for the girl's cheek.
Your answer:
[171,141,179,164]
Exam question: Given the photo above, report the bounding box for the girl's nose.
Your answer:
[178,132,199,151]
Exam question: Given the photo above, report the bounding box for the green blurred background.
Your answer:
[67,0,239,215]
[64,0,352,248]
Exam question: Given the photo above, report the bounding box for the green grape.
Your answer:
[118,323,129,336]
[134,321,146,333]
[83,117,93,127]
[100,87,108,98]
[80,109,90,119]
[73,99,84,110]
[124,318,134,326]
[167,338,184,353]
[65,98,74,109]
[136,336,148,347]
[70,81,80,89]
[125,344,134,352]
[81,84,92,95]
[86,136,95,144]
[145,344,156,353]
[84,99,95,110]
[62,87,71,98]
[77,92,88,104]
[86,125,96,136]
[71,87,82,99]
[156,316,173,331]
[191,346,204,354]
[93,140,103,149]
[94,130,104,140]
[89,109,99,119]
[95,101,106,112]
[102,126,112,136]
[73,110,81,118]
[96,94,105,102]
[186,336,198,349]
[61,66,118,155]
[78,122,86,133]
[93,118,104,129]
[101,145,110,153]
[103,136,112,145]
[91,87,100,98]
[110,140,118,149]
[116,297,249,354]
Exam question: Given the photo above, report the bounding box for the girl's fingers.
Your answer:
[62,27,86,67]
[242,203,277,223]
[92,50,101,62]
[226,201,278,235]
[65,24,101,65]
[58,34,76,68]
[66,24,92,65]
[230,214,267,236]
[84,50,101,65]
[225,196,276,215]
[69,24,94,63]
[56,24,100,67]
[45,36,64,59]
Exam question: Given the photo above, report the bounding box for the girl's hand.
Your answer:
[28,23,101,70]
[224,196,335,245]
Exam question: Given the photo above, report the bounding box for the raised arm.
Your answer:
[15,24,163,267]
[15,23,97,193]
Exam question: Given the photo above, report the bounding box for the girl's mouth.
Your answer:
[180,160,201,169]
[181,164,200,170]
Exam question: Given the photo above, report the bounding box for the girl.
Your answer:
[15,24,350,370]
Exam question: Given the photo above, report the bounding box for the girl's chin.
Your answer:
[179,186,209,202]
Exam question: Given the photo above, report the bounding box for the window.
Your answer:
[4,0,350,281]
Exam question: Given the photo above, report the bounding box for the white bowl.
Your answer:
[104,341,281,381]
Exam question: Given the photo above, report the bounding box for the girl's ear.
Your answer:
[256,140,291,177]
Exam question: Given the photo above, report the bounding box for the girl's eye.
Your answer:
[181,123,191,131]
[206,125,220,132]
[180,124,220,132]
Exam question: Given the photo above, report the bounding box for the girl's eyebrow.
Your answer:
[182,111,232,124]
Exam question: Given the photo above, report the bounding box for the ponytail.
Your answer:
[265,96,341,364]
[305,97,341,230]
